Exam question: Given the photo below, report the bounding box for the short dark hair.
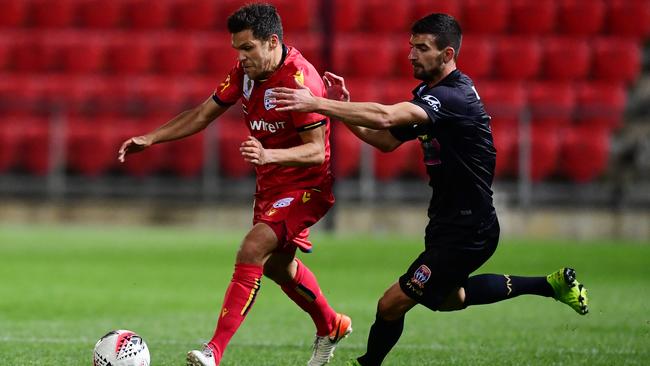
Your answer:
[411,13,462,57]
[227,3,283,42]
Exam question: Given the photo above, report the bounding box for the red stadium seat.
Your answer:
[0,0,28,28]
[60,33,107,75]
[575,82,627,130]
[606,0,650,39]
[172,0,218,30]
[478,82,526,130]
[198,33,238,76]
[0,120,22,172]
[393,40,414,78]
[331,126,361,178]
[493,37,541,80]
[155,33,201,75]
[31,0,77,28]
[333,0,362,32]
[411,0,462,24]
[164,133,205,177]
[591,37,642,85]
[560,126,610,182]
[286,33,324,73]
[342,78,380,102]
[541,37,591,81]
[527,82,576,127]
[113,118,168,177]
[457,37,493,80]
[491,126,517,178]
[66,117,116,176]
[12,32,60,73]
[125,0,171,29]
[217,117,254,178]
[272,0,315,32]
[556,0,606,36]
[377,78,416,104]
[463,0,510,34]
[19,118,51,176]
[334,35,395,78]
[509,0,557,35]
[78,0,124,28]
[515,126,561,182]
[364,0,410,33]
[106,34,154,74]
[0,35,11,72]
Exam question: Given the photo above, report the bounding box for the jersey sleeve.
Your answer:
[389,124,420,142]
[409,87,461,127]
[212,62,243,106]
[289,68,328,132]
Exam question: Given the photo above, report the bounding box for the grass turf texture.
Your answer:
[0,225,648,365]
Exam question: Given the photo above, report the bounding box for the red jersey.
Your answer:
[213,46,332,196]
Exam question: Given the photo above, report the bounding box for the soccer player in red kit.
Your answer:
[117,4,351,366]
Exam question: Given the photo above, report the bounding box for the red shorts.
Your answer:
[253,184,334,253]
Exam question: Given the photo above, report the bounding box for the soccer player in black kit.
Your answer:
[271,13,589,365]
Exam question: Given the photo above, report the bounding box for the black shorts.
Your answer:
[399,216,500,311]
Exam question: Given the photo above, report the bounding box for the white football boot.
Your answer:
[307,313,353,366]
[186,343,217,366]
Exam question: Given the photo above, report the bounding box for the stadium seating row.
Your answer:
[0,30,642,85]
[0,115,610,183]
[0,74,627,131]
[1,0,649,39]
[0,0,317,32]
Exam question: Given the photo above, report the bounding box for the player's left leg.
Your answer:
[264,251,339,338]
[265,249,352,366]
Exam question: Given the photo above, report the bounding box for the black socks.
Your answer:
[356,313,405,366]
[464,274,554,306]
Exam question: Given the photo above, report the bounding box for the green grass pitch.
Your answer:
[1,224,648,365]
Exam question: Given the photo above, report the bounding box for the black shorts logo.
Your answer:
[411,264,432,288]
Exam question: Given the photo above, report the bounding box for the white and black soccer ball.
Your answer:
[93,329,150,366]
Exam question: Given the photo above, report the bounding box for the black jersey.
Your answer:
[390,69,496,243]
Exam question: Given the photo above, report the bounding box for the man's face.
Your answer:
[231,29,278,80]
[408,33,449,81]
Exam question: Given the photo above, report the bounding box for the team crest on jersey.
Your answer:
[294,69,304,85]
[219,74,231,93]
[243,74,254,100]
[411,265,431,288]
[264,89,277,110]
[421,95,441,111]
[272,197,294,208]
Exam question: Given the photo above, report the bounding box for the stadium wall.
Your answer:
[1,200,648,242]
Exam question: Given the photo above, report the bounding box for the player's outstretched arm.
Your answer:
[323,72,402,152]
[271,84,429,130]
[118,97,228,162]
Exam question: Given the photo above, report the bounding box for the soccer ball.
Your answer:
[93,329,150,366]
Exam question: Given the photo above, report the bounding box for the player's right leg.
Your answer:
[546,267,589,315]
[186,223,278,366]
[264,252,352,366]
[352,282,416,366]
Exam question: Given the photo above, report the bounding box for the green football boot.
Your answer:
[345,360,362,366]
[547,267,588,315]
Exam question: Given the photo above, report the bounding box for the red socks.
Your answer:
[280,259,337,336]
[208,263,263,361]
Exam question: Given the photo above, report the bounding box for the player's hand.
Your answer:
[117,136,152,163]
[240,136,268,165]
[323,71,350,102]
[270,82,318,113]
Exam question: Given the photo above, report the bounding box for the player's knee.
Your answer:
[377,294,408,321]
[235,243,266,265]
